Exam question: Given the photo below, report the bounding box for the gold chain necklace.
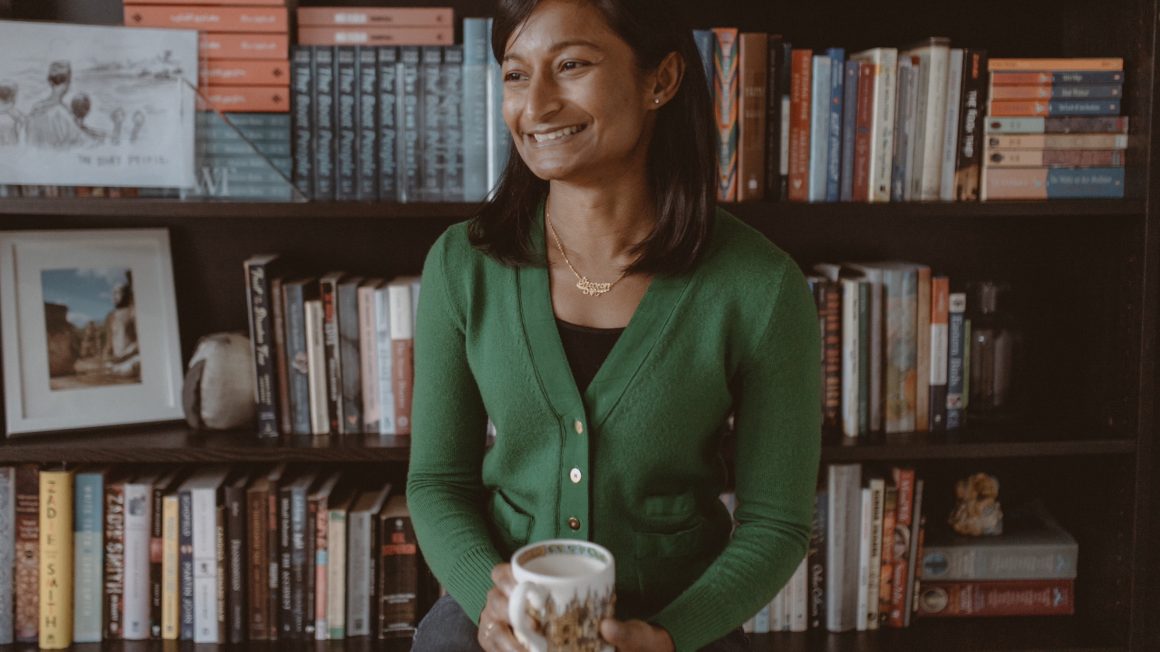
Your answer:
[546,209,628,297]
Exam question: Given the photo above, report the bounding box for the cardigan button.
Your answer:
[567,516,581,531]
[574,420,584,435]
[569,468,582,484]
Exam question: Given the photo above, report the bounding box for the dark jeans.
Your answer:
[413,594,751,652]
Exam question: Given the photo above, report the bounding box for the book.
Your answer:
[244,254,290,437]
[150,468,186,639]
[915,579,1074,617]
[824,48,845,202]
[347,484,393,637]
[787,48,813,201]
[297,26,453,46]
[377,495,419,638]
[807,53,832,203]
[462,18,490,201]
[335,47,359,200]
[297,7,454,26]
[71,467,106,643]
[181,467,231,644]
[313,46,336,200]
[939,49,964,201]
[200,59,290,86]
[320,271,346,434]
[161,493,179,640]
[988,84,1122,100]
[356,46,380,201]
[849,47,897,202]
[199,32,289,60]
[291,48,316,196]
[903,38,951,201]
[988,99,1122,116]
[954,49,987,201]
[985,133,1128,149]
[985,149,1126,167]
[712,27,740,202]
[388,279,415,435]
[104,473,127,639]
[122,474,155,640]
[984,115,1129,134]
[982,167,1125,200]
[39,467,75,649]
[0,467,12,645]
[987,57,1123,72]
[326,484,358,639]
[825,463,860,632]
[990,70,1124,86]
[305,298,330,435]
[736,32,767,201]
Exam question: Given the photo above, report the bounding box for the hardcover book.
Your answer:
[712,28,740,202]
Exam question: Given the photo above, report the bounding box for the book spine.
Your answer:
[886,468,915,628]
[986,133,1128,149]
[915,267,932,432]
[314,501,330,639]
[485,17,508,194]
[375,288,398,435]
[988,57,1123,71]
[271,278,292,435]
[125,6,286,31]
[986,148,1126,167]
[867,49,898,202]
[201,59,290,86]
[278,490,293,639]
[320,276,344,434]
[245,258,281,438]
[359,285,382,433]
[819,282,842,434]
[247,488,269,640]
[989,83,1122,100]
[72,473,103,643]
[921,544,1078,581]
[939,49,964,201]
[215,507,227,642]
[13,465,34,644]
[192,488,220,643]
[915,44,951,201]
[0,468,12,645]
[891,58,913,201]
[377,47,400,200]
[915,580,1075,617]
[225,486,246,644]
[764,35,784,200]
[984,115,1129,134]
[440,47,466,201]
[855,487,872,630]
[988,99,1121,116]
[856,281,870,434]
[290,488,309,637]
[178,492,194,640]
[347,513,371,636]
[389,283,415,435]
[712,28,740,202]
[807,489,827,630]
[990,70,1124,85]
[296,26,453,47]
[840,279,860,437]
[851,62,874,201]
[303,496,317,639]
[265,483,280,641]
[418,46,444,202]
[161,495,179,640]
[335,46,359,200]
[202,86,290,113]
[787,49,812,202]
[38,471,73,649]
[297,7,454,25]
[305,300,330,435]
[398,46,422,202]
[778,41,793,199]
[122,484,151,640]
[736,33,768,202]
[824,463,861,632]
[877,485,898,626]
[825,48,846,202]
[839,59,859,202]
[283,282,312,436]
[929,277,950,431]
[104,483,126,639]
[982,167,1125,200]
[955,49,987,201]
[327,510,348,638]
[946,293,967,429]
[356,47,380,200]
[377,506,419,638]
[807,55,831,203]
[463,19,490,201]
[903,481,925,627]
[339,280,364,434]
[199,33,290,61]
[312,46,336,201]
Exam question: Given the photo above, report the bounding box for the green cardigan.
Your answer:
[406,206,821,651]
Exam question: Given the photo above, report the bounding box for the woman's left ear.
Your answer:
[649,51,685,108]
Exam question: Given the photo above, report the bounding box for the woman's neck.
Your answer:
[545,181,655,268]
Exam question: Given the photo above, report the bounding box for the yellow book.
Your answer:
[38,468,75,649]
[161,494,179,640]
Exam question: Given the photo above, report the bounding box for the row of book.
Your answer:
[124,0,294,114]
[979,58,1127,200]
[0,464,434,648]
[697,26,1127,202]
[244,255,421,437]
[808,261,965,437]
[727,464,1077,634]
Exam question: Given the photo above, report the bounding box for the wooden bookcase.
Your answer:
[1,0,1158,650]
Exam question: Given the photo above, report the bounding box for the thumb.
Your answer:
[600,618,630,644]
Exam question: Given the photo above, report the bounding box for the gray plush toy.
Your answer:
[183,332,256,430]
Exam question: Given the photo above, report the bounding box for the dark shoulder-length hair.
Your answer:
[466,0,717,275]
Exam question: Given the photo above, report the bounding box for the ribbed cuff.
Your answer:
[445,544,504,625]
[650,589,729,652]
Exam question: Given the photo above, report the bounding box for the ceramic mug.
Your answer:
[507,539,616,652]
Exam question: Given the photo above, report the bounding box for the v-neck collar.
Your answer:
[517,200,694,431]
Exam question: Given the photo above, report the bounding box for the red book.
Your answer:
[886,468,915,628]
[200,59,290,86]
[296,26,452,46]
[199,86,290,113]
[787,49,813,202]
[915,580,1075,617]
[851,61,875,202]
[297,7,453,26]
[124,6,288,33]
[199,33,289,60]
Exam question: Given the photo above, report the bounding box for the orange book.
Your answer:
[987,57,1123,72]
[988,85,1122,100]
[787,49,813,202]
[990,70,1124,85]
[124,6,288,33]
[296,26,453,46]
[297,7,453,26]
[987,99,1121,116]
[736,32,767,202]
[200,86,290,113]
[199,33,289,60]
[200,59,290,86]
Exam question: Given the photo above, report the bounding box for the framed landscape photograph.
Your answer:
[0,229,183,435]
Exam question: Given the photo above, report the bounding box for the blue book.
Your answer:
[72,469,105,643]
[377,47,399,201]
[807,55,831,202]
[312,46,336,201]
[825,48,845,202]
[282,278,317,436]
[356,47,380,200]
[418,46,444,202]
[335,46,359,200]
[692,30,715,93]
[442,45,466,201]
[486,18,509,197]
[839,60,860,201]
[397,46,422,202]
[462,18,490,201]
[946,293,966,429]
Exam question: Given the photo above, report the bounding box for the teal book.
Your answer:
[72,467,106,643]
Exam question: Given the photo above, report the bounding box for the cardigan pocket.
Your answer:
[632,491,707,600]
[488,488,534,556]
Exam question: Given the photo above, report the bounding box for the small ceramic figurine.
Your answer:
[949,472,1004,536]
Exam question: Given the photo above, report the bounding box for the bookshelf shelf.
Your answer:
[821,429,1137,461]
[0,198,1143,220]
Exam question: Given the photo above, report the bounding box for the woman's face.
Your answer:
[501,0,656,185]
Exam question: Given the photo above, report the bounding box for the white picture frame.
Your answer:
[0,229,183,436]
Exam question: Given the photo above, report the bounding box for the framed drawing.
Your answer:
[0,229,183,436]
[0,20,198,188]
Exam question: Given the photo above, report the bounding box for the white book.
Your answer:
[182,468,230,644]
[904,38,952,200]
[752,596,770,633]
[388,278,416,434]
[305,299,329,435]
[789,556,809,632]
[939,49,965,201]
[855,487,873,631]
[346,483,392,637]
[825,463,862,632]
[866,478,886,630]
[840,278,862,437]
[849,48,898,202]
[769,588,783,632]
[374,285,397,435]
[326,491,353,639]
[844,264,885,433]
[358,279,385,434]
[122,476,154,640]
[808,55,833,202]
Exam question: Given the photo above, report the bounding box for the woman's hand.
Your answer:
[478,563,527,651]
[600,618,676,652]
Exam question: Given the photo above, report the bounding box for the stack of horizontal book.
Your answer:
[296,6,453,47]
[916,500,1077,617]
[981,58,1127,200]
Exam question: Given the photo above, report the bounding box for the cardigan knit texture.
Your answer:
[406,206,821,651]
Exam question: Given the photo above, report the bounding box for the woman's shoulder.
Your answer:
[426,220,493,274]
[701,208,801,282]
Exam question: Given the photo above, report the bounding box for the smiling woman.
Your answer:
[407,0,822,651]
